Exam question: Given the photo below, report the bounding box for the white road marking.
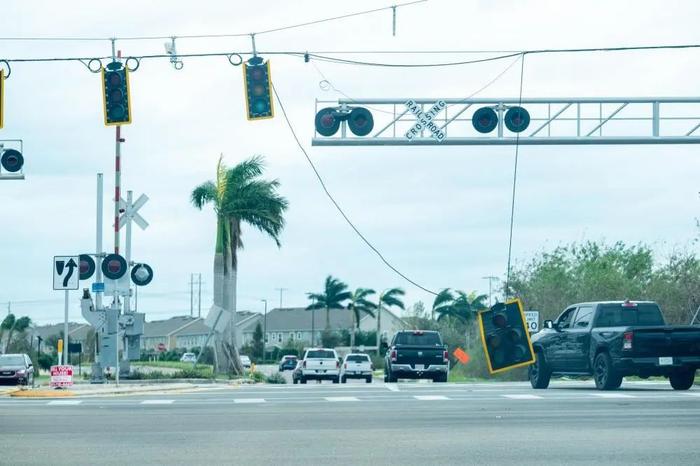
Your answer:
[682,392,700,397]
[502,394,543,400]
[140,400,174,405]
[233,398,266,404]
[414,395,449,401]
[591,393,635,398]
[47,400,82,405]
[325,396,360,402]
[385,384,400,392]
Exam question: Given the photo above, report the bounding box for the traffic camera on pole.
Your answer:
[102,62,132,126]
[478,299,535,374]
[243,57,274,120]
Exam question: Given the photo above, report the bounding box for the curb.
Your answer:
[10,389,75,398]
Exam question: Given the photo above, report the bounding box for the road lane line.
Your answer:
[233,398,266,404]
[682,392,700,397]
[591,393,635,398]
[325,396,360,402]
[140,400,175,405]
[385,383,400,392]
[502,394,543,400]
[414,395,450,401]
[47,400,82,405]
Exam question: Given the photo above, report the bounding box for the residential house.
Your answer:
[243,307,407,348]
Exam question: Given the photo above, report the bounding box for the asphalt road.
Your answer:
[1,380,699,465]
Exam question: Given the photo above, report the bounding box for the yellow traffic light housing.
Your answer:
[478,298,535,374]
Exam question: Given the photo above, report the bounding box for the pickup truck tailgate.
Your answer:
[305,359,338,371]
[396,346,444,367]
[345,361,371,372]
[630,326,700,357]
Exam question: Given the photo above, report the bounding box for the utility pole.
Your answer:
[189,273,195,317]
[482,276,499,307]
[275,287,287,310]
[197,274,202,318]
[261,299,267,360]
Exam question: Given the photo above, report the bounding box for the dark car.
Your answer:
[0,353,35,386]
[279,355,298,371]
[384,330,449,383]
[530,300,700,390]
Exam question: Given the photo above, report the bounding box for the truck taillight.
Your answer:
[390,349,397,362]
[623,331,633,351]
[443,350,449,363]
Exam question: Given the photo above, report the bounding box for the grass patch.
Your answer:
[132,361,214,371]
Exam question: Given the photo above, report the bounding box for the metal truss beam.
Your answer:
[311,97,700,146]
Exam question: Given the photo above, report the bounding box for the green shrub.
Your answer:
[173,368,212,379]
[249,371,266,383]
[265,373,286,384]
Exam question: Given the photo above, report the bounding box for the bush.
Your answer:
[173,368,212,379]
[370,354,384,371]
[265,373,286,384]
[248,371,266,383]
[37,352,56,372]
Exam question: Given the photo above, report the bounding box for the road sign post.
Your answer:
[54,255,79,365]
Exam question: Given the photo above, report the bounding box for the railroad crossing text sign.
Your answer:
[404,100,447,142]
[53,256,79,290]
[525,311,540,332]
[50,365,74,388]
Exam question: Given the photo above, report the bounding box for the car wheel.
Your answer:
[529,351,551,389]
[433,373,447,383]
[594,352,622,390]
[365,376,372,384]
[670,369,695,390]
[333,377,340,384]
[300,377,307,384]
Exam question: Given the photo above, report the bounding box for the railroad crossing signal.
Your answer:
[243,57,274,120]
[101,254,128,280]
[131,263,154,286]
[102,62,132,126]
[79,254,96,280]
[478,299,535,374]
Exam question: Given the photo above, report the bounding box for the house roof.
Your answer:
[32,322,89,341]
[257,307,353,332]
[147,312,259,338]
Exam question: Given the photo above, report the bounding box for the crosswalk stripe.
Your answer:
[140,400,174,405]
[47,400,82,405]
[414,395,449,401]
[502,394,543,400]
[233,398,266,404]
[385,383,400,392]
[325,396,359,402]
[591,393,635,398]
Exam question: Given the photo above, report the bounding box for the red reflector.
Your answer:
[623,331,633,350]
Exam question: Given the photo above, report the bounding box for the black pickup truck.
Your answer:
[384,330,449,382]
[529,300,700,390]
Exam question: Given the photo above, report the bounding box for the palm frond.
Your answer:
[191,181,218,210]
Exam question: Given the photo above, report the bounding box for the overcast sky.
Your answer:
[1,0,699,325]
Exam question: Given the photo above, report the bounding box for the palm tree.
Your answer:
[192,155,288,374]
[306,276,352,336]
[375,288,405,352]
[432,289,488,347]
[0,314,15,350]
[347,288,376,348]
[3,315,31,353]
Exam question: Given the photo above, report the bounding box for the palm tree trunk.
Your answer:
[224,221,244,376]
[376,300,382,354]
[212,219,226,373]
[325,306,330,330]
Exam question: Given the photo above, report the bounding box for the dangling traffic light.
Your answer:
[1,148,23,173]
[478,299,535,374]
[102,62,131,126]
[243,57,274,120]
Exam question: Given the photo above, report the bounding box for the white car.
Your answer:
[299,348,340,383]
[340,353,373,383]
[240,355,252,369]
[180,352,197,363]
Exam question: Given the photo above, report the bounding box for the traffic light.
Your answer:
[102,62,132,126]
[243,57,274,120]
[101,253,127,279]
[478,299,535,374]
[0,148,23,172]
[0,69,4,129]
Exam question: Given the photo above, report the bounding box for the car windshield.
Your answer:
[394,332,442,346]
[306,350,335,359]
[346,355,369,362]
[594,304,665,327]
[0,356,25,366]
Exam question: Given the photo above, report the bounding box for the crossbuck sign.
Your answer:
[404,100,447,142]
